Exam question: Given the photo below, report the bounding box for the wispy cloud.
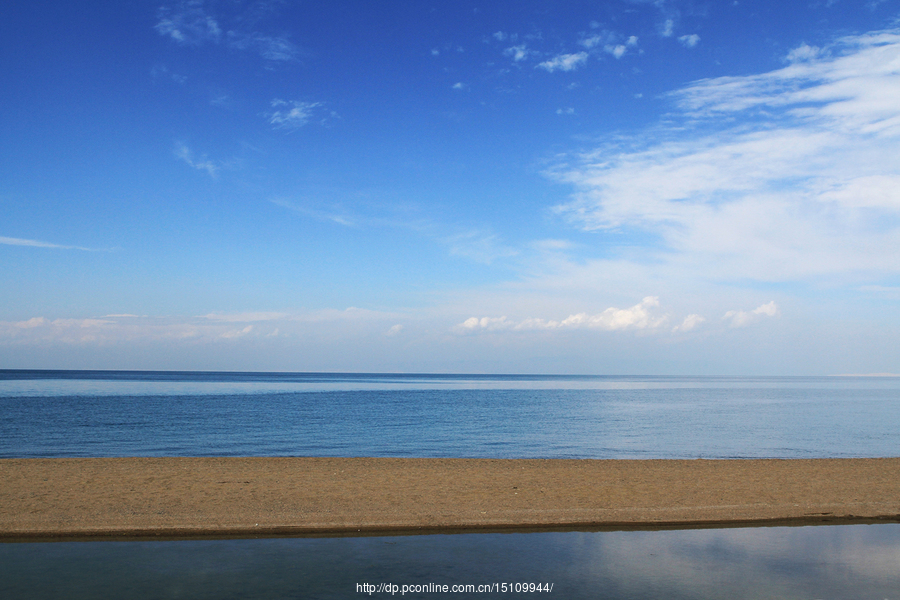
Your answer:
[155,1,221,45]
[536,52,588,72]
[266,99,325,129]
[445,230,518,264]
[271,198,361,227]
[155,1,299,62]
[174,143,219,177]
[0,309,407,346]
[1,236,101,251]
[550,30,900,281]
[227,32,299,61]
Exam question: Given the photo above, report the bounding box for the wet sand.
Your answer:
[2,457,899,540]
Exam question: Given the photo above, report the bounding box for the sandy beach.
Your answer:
[2,457,899,540]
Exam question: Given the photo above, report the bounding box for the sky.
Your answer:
[2,0,900,374]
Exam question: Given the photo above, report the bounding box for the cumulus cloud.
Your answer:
[550,29,900,281]
[723,302,780,328]
[537,52,588,72]
[456,297,669,334]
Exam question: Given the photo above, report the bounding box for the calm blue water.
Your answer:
[1,370,899,458]
[3,371,899,599]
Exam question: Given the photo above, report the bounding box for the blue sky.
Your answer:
[2,0,900,374]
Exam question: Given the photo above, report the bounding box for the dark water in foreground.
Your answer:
[2,371,899,598]
[3,525,899,599]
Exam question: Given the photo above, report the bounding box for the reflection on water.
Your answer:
[2,524,898,599]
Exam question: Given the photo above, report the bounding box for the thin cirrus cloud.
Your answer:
[549,30,900,282]
[1,236,107,252]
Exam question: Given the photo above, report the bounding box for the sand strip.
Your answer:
[2,457,899,540]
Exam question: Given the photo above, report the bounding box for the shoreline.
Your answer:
[3,457,899,541]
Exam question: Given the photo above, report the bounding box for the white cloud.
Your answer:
[678,34,700,48]
[220,325,253,339]
[723,302,779,328]
[673,314,705,332]
[386,324,404,336]
[556,107,575,115]
[456,297,669,334]
[537,52,588,72]
[14,317,50,328]
[174,143,219,177]
[267,100,324,129]
[452,82,466,90]
[550,29,900,281]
